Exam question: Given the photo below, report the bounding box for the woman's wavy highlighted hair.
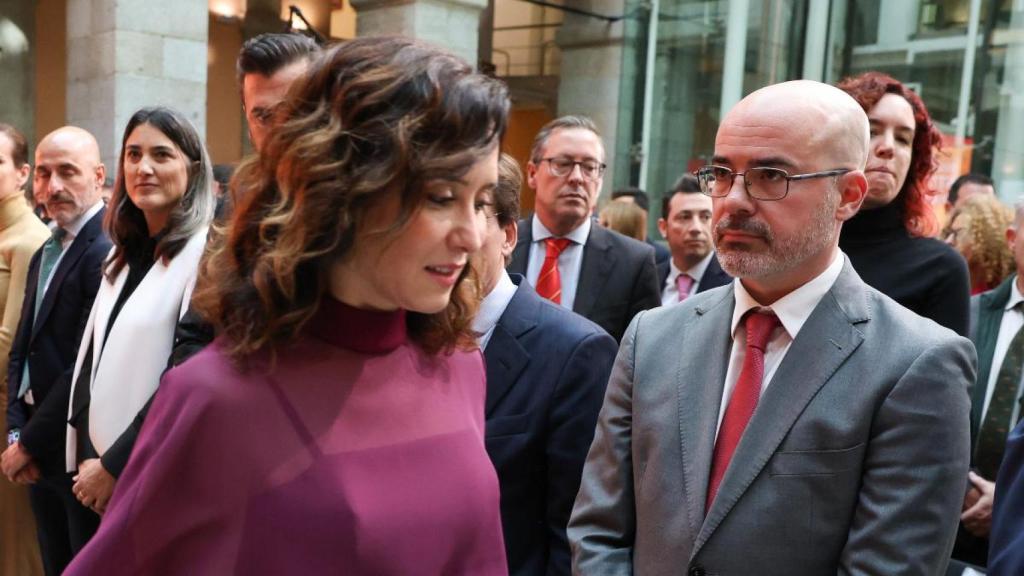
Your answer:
[192,36,509,359]
[837,71,942,238]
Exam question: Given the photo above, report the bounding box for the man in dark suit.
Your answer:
[989,419,1024,574]
[570,80,973,575]
[656,174,731,305]
[2,127,111,575]
[956,203,1024,569]
[508,115,660,342]
[477,154,617,575]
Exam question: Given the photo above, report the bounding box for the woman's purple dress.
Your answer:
[66,299,508,575]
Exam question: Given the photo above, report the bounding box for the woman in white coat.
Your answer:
[66,106,215,515]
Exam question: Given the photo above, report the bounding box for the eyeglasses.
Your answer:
[694,165,852,201]
[539,157,606,181]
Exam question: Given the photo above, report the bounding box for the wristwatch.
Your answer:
[7,429,19,446]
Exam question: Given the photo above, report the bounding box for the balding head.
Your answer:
[34,126,105,227]
[709,80,869,303]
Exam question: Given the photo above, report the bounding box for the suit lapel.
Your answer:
[573,225,615,317]
[694,262,869,554]
[483,283,539,415]
[677,288,735,536]
[971,277,1012,437]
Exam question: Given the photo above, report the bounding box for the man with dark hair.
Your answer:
[508,115,660,341]
[237,32,319,152]
[475,153,616,575]
[656,174,731,305]
[3,126,111,575]
[613,186,670,264]
[948,173,996,211]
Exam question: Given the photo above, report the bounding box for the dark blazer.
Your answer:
[656,252,732,300]
[969,275,1020,446]
[6,208,110,475]
[990,420,1024,574]
[508,217,660,342]
[483,275,617,576]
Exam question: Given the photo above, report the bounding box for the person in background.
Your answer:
[656,174,731,305]
[0,123,49,576]
[945,194,1015,295]
[65,36,510,575]
[508,115,660,342]
[611,186,670,264]
[476,154,616,575]
[598,200,646,242]
[3,126,111,575]
[569,80,973,575]
[989,419,1024,574]
[64,107,215,519]
[837,71,970,336]
[948,173,996,213]
[239,32,319,153]
[955,202,1024,569]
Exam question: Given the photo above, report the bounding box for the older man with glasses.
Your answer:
[508,115,660,342]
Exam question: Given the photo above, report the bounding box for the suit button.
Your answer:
[688,565,706,576]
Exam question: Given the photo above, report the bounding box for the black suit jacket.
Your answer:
[655,252,732,300]
[6,208,111,475]
[483,275,617,576]
[508,218,660,342]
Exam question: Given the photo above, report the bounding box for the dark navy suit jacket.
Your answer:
[656,252,732,301]
[508,217,660,342]
[6,208,110,475]
[990,420,1024,574]
[483,274,617,576]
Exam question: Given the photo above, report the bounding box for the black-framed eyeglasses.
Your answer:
[540,157,606,181]
[694,165,851,201]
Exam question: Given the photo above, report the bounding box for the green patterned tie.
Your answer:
[17,228,66,399]
[975,320,1024,479]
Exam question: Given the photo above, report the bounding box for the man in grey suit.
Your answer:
[569,80,975,575]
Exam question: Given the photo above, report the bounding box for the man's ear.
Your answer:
[835,170,868,222]
[657,217,668,240]
[526,161,539,191]
[15,163,29,191]
[501,219,518,260]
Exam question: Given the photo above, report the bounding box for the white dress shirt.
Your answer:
[982,278,1024,425]
[473,270,517,350]
[661,252,714,306]
[716,251,845,435]
[525,216,591,311]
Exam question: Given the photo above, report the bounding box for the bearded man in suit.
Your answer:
[569,80,974,575]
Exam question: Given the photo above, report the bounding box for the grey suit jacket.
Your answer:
[569,260,975,575]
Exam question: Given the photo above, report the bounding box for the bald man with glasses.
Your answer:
[569,80,973,575]
[508,115,660,342]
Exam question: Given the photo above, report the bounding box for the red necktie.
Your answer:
[676,274,695,302]
[535,238,572,303]
[706,309,781,510]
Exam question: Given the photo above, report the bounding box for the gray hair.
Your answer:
[529,115,603,164]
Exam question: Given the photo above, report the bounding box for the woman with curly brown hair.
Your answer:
[945,194,1015,294]
[837,71,970,335]
[65,37,510,575]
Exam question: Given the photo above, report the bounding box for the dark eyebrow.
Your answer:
[709,156,798,170]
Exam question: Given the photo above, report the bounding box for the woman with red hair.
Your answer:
[837,72,970,335]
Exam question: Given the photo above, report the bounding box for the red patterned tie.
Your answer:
[676,274,695,302]
[535,238,572,303]
[706,309,781,510]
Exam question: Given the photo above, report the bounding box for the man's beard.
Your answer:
[714,192,838,279]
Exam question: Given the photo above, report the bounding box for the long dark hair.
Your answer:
[193,36,510,359]
[106,107,215,280]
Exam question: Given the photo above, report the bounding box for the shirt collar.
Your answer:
[59,201,103,239]
[731,250,845,340]
[474,270,518,346]
[670,251,714,283]
[1006,277,1024,311]
[532,214,591,246]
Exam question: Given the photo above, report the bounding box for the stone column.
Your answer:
[0,4,35,141]
[555,0,626,198]
[350,0,489,67]
[65,0,208,172]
